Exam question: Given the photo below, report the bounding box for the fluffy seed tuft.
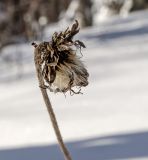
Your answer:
[32,20,89,95]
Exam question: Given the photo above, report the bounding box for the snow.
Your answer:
[0,10,148,160]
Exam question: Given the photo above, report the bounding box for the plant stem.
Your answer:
[34,48,72,160]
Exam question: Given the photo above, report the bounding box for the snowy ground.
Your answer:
[0,10,148,160]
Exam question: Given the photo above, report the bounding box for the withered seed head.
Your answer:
[33,20,89,95]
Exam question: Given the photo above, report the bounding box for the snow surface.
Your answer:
[0,10,148,160]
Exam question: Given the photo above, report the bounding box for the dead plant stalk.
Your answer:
[33,20,89,160]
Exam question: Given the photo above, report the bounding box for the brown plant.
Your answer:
[32,20,89,160]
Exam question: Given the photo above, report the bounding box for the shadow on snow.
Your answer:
[0,131,148,160]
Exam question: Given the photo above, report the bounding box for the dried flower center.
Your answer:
[33,20,89,95]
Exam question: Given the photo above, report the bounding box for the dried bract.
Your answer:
[32,20,89,95]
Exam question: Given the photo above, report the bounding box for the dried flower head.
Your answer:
[32,20,89,95]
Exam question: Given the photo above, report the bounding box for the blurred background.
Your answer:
[0,0,148,160]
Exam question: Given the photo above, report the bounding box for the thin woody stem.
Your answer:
[34,47,72,160]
